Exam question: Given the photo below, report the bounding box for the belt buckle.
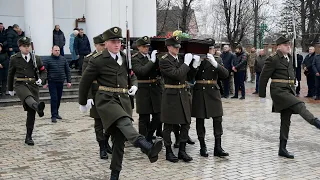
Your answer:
[28,78,32,81]
[207,80,210,84]
[122,89,126,93]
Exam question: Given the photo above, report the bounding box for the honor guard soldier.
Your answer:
[131,36,162,142]
[78,27,163,180]
[191,45,229,157]
[159,36,200,163]
[7,37,47,146]
[259,36,320,159]
[82,34,112,159]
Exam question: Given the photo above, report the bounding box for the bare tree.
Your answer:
[157,0,172,35]
[251,0,269,48]
[180,0,196,32]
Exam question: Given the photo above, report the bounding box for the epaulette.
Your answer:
[270,52,277,57]
[85,52,93,58]
[93,51,102,58]
[10,53,17,58]
[161,54,168,59]
[132,52,138,58]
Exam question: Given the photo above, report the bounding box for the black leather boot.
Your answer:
[135,138,162,163]
[214,138,229,157]
[98,141,108,159]
[105,134,113,154]
[165,146,179,163]
[278,140,294,159]
[173,131,180,148]
[178,142,193,162]
[187,136,195,145]
[314,118,320,129]
[199,138,208,157]
[31,102,45,117]
[25,128,34,146]
[110,170,120,180]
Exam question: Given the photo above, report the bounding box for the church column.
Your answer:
[24,0,53,56]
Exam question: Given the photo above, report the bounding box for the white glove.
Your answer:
[192,55,201,68]
[79,105,88,113]
[294,80,298,88]
[9,91,15,96]
[35,79,42,86]
[260,98,266,103]
[150,50,158,63]
[128,85,138,96]
[184,53,193,66]
[207,53,218,68]
[86,99,94,109]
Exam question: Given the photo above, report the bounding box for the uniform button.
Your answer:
[118,95,121,98]
[202,70,204,72]
[179,91,181,93]
[149,84,151,87]
[203,79,205,80]
[127,85,128,87]
[212,87,214,89]
[203,87,205,90]
[117,84,120,87]
[179,82,181,84]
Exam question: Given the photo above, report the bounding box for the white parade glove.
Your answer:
[128,85,138,96]
[9,91,15,96]
[150,50,158,63]
[192,55,201,68]
[207,53,218,68]
[86,99,94,109]
[184,53,193,66]
[79,105,88,113]
[294,80,298,88]
[260,98,266,103]
[35,79,42,86]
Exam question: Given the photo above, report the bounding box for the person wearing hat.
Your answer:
[159,36,201,163]
[191,43,229,158]
[231,45,247,99]
[131,36,162,143]
[259,36,320,159]
[7,36,47,146]
[81,34,112,160]
[78,27,163,179]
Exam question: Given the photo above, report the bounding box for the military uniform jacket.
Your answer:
[7,52,47,110]
[191,60,229,119]
[82,50,100,118]
[132,52,162,114]
[159,53,196,125]
[78,50,137,130]
[259,50,301,113]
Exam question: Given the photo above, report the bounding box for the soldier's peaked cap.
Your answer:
[276,36,290,45]
[93,34,105,44]
[136,36,151,46]
[165,36,181,48]
[18,37,31,46]
[102,27,123,41]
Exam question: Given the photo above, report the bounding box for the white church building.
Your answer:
[0,0,157,56]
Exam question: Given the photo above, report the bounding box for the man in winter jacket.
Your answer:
[7,24,24,56]
[53,25,66,56]
[74,28,91,74]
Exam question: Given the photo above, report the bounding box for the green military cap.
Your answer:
[93,34,104,44]
[165,36,181,48]
[136,36,151,46]
[102,27,123,41]
[276,36,290,45]
[18,36,31,46]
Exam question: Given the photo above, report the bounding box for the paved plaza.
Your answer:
[0,82,320,180]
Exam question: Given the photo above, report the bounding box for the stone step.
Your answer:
[38,88,78,97]
[0,95,78,107]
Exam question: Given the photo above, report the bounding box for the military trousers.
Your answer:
[306,73,315,96]
[109,117,143,171]
[138,113,161,140]
[94,118,105,142]
[280,102,316,140]
[163,123,190,147]
[196,117,223,139]
[249,66,255,82]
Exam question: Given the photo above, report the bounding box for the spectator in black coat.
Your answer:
[303,46,317,97]
[231,45,247,99]
[0,23,7,53]
[53,25,66,56]
[295,54,303,96]
[43,46,72,123]
[220,45,236,98]
[252,49,267,94]
[73,28,91,73]
[0,43,9,96]
[312,54,320,100]
[6,24,24,56]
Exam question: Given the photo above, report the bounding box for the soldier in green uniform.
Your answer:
[191,45,229,157]
[82,34,112,159]
[259,36,320,159]
[159,36,200,163]
[131,36,162,142]
[78,27,162,180]
[7,37,47,146]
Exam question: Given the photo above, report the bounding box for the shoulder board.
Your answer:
[85,52,94,58]
[93,51,102,58]
[269,52,277,57]
[161,54,168,59]
[10,53,17,58]
[132,52,139,58]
